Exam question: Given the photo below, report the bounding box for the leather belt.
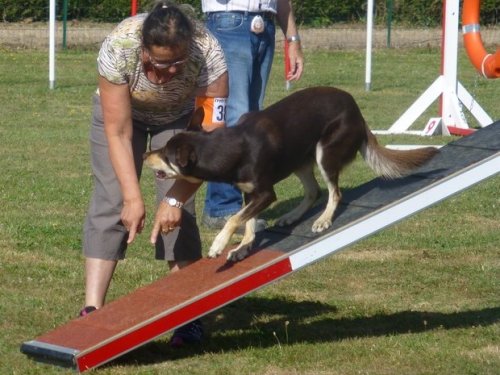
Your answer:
[206,11,275,21]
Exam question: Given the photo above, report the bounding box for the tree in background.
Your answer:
[0,0,498,26]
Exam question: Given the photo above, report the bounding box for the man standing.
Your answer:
[201,0,304,229]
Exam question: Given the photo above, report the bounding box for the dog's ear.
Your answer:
[186,107,204,132]
[235,111,256,126]
[235,112,250,125]
[175,143,197,168]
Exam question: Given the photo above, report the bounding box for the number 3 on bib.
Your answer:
[195,96,227,132]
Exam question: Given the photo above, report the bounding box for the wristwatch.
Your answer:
[163,196,183,208]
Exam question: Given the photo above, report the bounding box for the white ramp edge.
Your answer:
[289,152,499,271]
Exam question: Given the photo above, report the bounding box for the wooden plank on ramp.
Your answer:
[21,121,500,372]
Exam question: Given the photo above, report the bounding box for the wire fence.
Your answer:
[0,22,498,50]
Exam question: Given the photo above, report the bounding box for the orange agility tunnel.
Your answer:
[462,0,500,78]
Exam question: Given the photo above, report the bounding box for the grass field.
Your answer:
[0,44,498,375]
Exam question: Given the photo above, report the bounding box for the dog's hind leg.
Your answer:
[312,145,341,233]
[276,161,321,227]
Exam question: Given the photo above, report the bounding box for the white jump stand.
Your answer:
[376,0,493,137]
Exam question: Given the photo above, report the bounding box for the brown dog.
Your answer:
[144,87,438,262]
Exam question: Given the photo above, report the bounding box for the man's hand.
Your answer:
[287,42,304,81]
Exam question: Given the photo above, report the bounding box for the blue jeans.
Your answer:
[203,11,276,217]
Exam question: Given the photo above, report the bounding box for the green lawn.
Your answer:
[0,44,498,375]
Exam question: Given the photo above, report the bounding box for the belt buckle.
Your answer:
[250,15,265,34]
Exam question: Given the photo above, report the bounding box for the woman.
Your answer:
[81,0,228,347]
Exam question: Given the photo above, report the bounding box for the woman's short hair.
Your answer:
[142,1,195,50]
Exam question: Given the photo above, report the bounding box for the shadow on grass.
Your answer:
[110,296,500,368]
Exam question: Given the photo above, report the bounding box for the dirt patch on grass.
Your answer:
[1,21,498,50]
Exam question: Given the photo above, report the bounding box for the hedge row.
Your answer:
[0,0,498,27]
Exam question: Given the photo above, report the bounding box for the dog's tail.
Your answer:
[360,128,439,179]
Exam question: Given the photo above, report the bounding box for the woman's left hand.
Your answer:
[150,202,182,244]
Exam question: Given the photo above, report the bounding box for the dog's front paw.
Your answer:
[208,242,225,258]
[207,248,222,258]
[312,218,332,233]
[208,230,232,258]
[227,246,251,262]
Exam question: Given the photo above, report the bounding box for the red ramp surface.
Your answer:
[21,249,290,371]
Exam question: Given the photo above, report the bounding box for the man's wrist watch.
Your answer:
[287,35,301,43]
[163,196,183,208]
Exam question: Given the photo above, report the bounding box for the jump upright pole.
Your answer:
[49,0,56,89]
[131,0,138,16]
[380,0,493,135]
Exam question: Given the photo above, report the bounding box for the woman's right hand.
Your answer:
[121,197,146,244]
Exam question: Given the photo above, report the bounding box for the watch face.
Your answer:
[165,197,182,208]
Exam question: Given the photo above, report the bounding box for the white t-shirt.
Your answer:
[201,0,278,13]
[97,13,227,126]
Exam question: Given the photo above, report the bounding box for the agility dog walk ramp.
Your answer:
[21,121,500,372]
